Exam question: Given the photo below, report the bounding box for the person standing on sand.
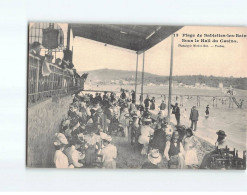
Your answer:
[190,106,199,131]
[150,97,156,110]
[160,100,166,111]
[131,90,136,103]
[171,103,180,126]
[144,95,150,109]
[205,105,209,119]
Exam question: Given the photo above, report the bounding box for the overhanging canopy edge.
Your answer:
[70,24,183,52]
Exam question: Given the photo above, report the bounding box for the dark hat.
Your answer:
[186,128,193,137]
[216,130,227,137]
[31,41,41,49]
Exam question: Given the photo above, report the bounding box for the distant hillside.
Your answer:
[79,68,159,82]
[79,69,247,90]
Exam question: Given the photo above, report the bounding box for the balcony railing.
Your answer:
[28,54,84,105]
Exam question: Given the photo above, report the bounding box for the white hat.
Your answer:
[148,149,162,165]
[144,118,152,122]
[54,133,68,146]
[100,132,112,142]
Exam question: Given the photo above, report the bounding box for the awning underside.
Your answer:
[71,24,183,52]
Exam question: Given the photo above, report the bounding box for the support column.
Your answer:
[140,52,145,103]
[168,35,174,123]
[134,53,139,104]
[67,24,71,50]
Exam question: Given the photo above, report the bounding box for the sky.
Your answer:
[73,26,247,77]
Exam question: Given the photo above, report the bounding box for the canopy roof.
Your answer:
[71,24,183,52]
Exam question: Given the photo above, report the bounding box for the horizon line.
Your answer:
[77,68,247,78]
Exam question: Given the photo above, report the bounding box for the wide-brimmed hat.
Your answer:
[31,41,41,49]
[216,130,227,137]
[96,108,103,114]
[144,118,152,122]
[132,113,138,118]
[78,133,84,142]
[148,149,162,165]
[100,132,112,142]
[54,133,68,146]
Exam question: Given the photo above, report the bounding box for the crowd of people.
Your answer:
[52,88,234,169]
[29,41,88,80]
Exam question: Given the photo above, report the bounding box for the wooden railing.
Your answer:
[28,54,85,105]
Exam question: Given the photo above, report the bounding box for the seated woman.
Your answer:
[200,130,227,169]
[182,128,200,168]
[164,131,185,169]
[100,133,117,169]
[64,139,85,168]
[83,127,101,167]
[53,133,74,168]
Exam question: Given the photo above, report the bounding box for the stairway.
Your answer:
[232,97,241,108]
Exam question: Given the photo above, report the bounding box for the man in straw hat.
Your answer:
[142,148,162,169]
[164,131,185,169]
[53,133,74,168]
[200,130,227,169]
[100,133,117,168]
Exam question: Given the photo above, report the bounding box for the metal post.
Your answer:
[67,24,71,50]
[141,52,145,103]
[135,53,139,103]
[35,58,40,102]
[168,35,174,123]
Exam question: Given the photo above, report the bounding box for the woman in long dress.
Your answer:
[150,97,155,110]
[53,133,74,168]
[119,107,130,138]
[138,118,154,155]
[182,128,199,168]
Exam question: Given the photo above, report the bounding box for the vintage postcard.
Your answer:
[27,22,246,169]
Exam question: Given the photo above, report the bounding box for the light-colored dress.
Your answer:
[84,134,101,165]
[64,146,84,168]
[54,150,73,168]
[100,144,117,168]
[119,111,130,137]
[183,136,199,166]
[138,125,154,155]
